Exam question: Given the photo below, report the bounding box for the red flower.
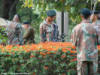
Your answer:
[44,66,48,70]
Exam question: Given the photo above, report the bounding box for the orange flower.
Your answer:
[70,58,77,62]
[44,66,48,70]
[70,50,77,53]
[62,49,67,53]
[5,45,13,50]
[40,52,46,56]
[0,45,3,49]
[72,45,76,49]
[61,55,66,58]
[47,52,51,54]
[0,42,78,55]
[97,45,100,51]
[62,73,66,75]
[30,55,35,58]
[33,72,35,75]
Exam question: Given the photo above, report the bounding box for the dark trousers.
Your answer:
[77,61,98,75]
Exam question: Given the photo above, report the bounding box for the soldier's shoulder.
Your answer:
[73,24,81,30]
[40,21,47,28]
[28,27,34,31]
[91,23,100,32]
[87,23,96,29]
[72,24,82,34]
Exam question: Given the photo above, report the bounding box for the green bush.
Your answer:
[0,49,77,75]
[0,27,8,44]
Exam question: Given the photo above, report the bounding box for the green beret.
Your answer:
[80,8,91,16]
[47,10,56,17]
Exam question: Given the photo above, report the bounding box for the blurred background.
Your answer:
[0,0,100,43]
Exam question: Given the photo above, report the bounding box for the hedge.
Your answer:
[0,42,77,75]
[0,42,100,75]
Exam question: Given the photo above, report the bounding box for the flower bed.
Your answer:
[0,42,77,75]
[0,42,100,75]
[0,42,76,53]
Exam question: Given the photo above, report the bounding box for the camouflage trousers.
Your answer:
[77,61,98,75]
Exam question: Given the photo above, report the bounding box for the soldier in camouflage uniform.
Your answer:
[7,14,23,45]
[40,10,59,42]
[71,8,99,75]
[91,10,100,43]
[22,22,35,44]
[91,10,100,73]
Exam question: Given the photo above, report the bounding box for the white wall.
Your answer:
[56,11,69,36]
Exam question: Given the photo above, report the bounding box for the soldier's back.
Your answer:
[75,22,98,61]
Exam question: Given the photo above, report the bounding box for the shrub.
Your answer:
[0,42,77,75]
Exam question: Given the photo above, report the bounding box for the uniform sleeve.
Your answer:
[71,25,81,47]
[98,36,100,45]
[55,24,59,38]
[53,24,59,41]
[40,23,44,42]
[71,28,77,46]
[95,26,100,45]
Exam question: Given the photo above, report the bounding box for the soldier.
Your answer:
[91,10,100,73]
[7,14,23,45]
[90,10,100,24]
[71,8,99,75]
[22,22,35,44]
[40,10,59,42]
[90,10,100,45]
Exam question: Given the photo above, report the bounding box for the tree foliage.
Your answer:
[21,0,100,26]
[0,0,19,19]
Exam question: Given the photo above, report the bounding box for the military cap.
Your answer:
[80,8,91,16]
[47,10,56,17]
[23,21,30,24]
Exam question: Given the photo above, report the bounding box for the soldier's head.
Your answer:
[46,10,56,22]
[13,14,20,22]
[94,2,100,20]
[80,8,91,20]
[96,11,100,20]
[90,10,100,22]
[23,22,30,29]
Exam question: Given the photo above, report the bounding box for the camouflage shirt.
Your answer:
[23,27,35,44]
[94,20,100,44]
[71,21,99,61]
[7,22,23,45]
[40,20,59,42]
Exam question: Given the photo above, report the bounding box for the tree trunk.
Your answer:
[0,0,3,17]
[9,0,19,19]
[2,0,18,19]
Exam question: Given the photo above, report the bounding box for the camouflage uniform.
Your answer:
[94,20,100,43]
[23,27,35,44]
[93,20,100,73]
[40,20,59,42]
[71,21,99,75]
[7,22,23,45]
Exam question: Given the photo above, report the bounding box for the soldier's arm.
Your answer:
[23,28,31,39]
[97,32,100,45]
[71,25,80,47]
[56,24,59,38]
[71,29,77,46]
[95,26,100,45]
[40,24,44,42]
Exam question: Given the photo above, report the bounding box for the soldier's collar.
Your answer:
[44,20,54,26]
[81,20,90,23]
